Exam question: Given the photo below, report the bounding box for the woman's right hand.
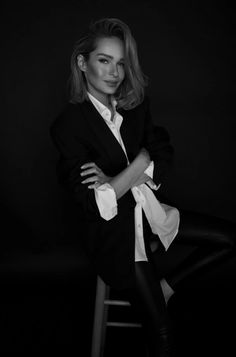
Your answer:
[108,148,151,200]
[132,173,158,190]
[136,148,151,167]
[132,172,150,187]
[132,149,159,189]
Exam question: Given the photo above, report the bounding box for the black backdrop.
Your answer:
[1,0,235,250]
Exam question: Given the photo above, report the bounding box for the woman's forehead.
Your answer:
[92,37,124,59]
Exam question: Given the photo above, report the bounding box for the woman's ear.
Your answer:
[77,54,87,72]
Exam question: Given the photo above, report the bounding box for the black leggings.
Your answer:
[121,210,236,356]
[123,261,172,356]
[153,210,236,290]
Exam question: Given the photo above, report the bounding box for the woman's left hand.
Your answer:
[80,162,111,189]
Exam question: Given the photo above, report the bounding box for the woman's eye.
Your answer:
[99,59,108,64]
[118,63,125,67]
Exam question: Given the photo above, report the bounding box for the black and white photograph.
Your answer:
[1,1,236,356]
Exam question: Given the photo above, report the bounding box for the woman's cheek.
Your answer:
[100,67,109,77]
[90,63,103,78]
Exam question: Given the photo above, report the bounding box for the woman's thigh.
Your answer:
[176,209,235,248]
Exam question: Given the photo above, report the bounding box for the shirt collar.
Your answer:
[87,91,118,122]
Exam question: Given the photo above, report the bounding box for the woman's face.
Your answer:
[78,36,125,105]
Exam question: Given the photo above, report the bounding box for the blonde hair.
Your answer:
[69,18,148,110]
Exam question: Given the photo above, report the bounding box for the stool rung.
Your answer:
[104,299,130,306]
[106,322,142,328]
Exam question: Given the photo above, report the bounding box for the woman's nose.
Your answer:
[110,64,119,77]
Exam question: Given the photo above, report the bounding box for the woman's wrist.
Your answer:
[109,149,150,199]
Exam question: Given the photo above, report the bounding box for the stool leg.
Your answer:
[91,277,109,357]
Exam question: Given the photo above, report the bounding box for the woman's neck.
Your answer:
[87,90,110,108]
[102,95,112,108]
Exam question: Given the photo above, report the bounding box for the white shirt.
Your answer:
[87,92,180,261]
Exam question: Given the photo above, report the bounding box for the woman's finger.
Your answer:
[88,182,101,189]
[81,167,99,176]
[81,175,99,184]
[146,180,160,191]
[81,162,96,169]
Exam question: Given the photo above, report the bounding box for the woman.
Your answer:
[50,18,235,356]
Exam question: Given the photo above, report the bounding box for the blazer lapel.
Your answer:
[80,100,128,167]
[119,108,139,163]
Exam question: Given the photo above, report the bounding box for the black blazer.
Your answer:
[50,96,173,289]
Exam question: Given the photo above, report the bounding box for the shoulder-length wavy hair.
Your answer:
[69,18,148,110]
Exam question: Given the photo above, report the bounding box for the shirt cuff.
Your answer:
[144,161,154,179]
[144,161,161,191]
[94,183,118,221]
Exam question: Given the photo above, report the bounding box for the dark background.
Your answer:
[1,0,235,252]
[0,1,235,355]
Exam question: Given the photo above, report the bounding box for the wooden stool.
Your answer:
[91,276,143,357]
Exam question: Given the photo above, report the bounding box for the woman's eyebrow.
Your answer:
[96,53,124,61]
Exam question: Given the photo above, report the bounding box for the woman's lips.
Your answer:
[104,80,119,87]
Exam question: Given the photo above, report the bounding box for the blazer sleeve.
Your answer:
[50,109,101,219]
[142,96,174,185]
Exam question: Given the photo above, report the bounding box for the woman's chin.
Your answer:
[103,87,117,94]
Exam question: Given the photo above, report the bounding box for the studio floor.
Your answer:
[1,256,235,357]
